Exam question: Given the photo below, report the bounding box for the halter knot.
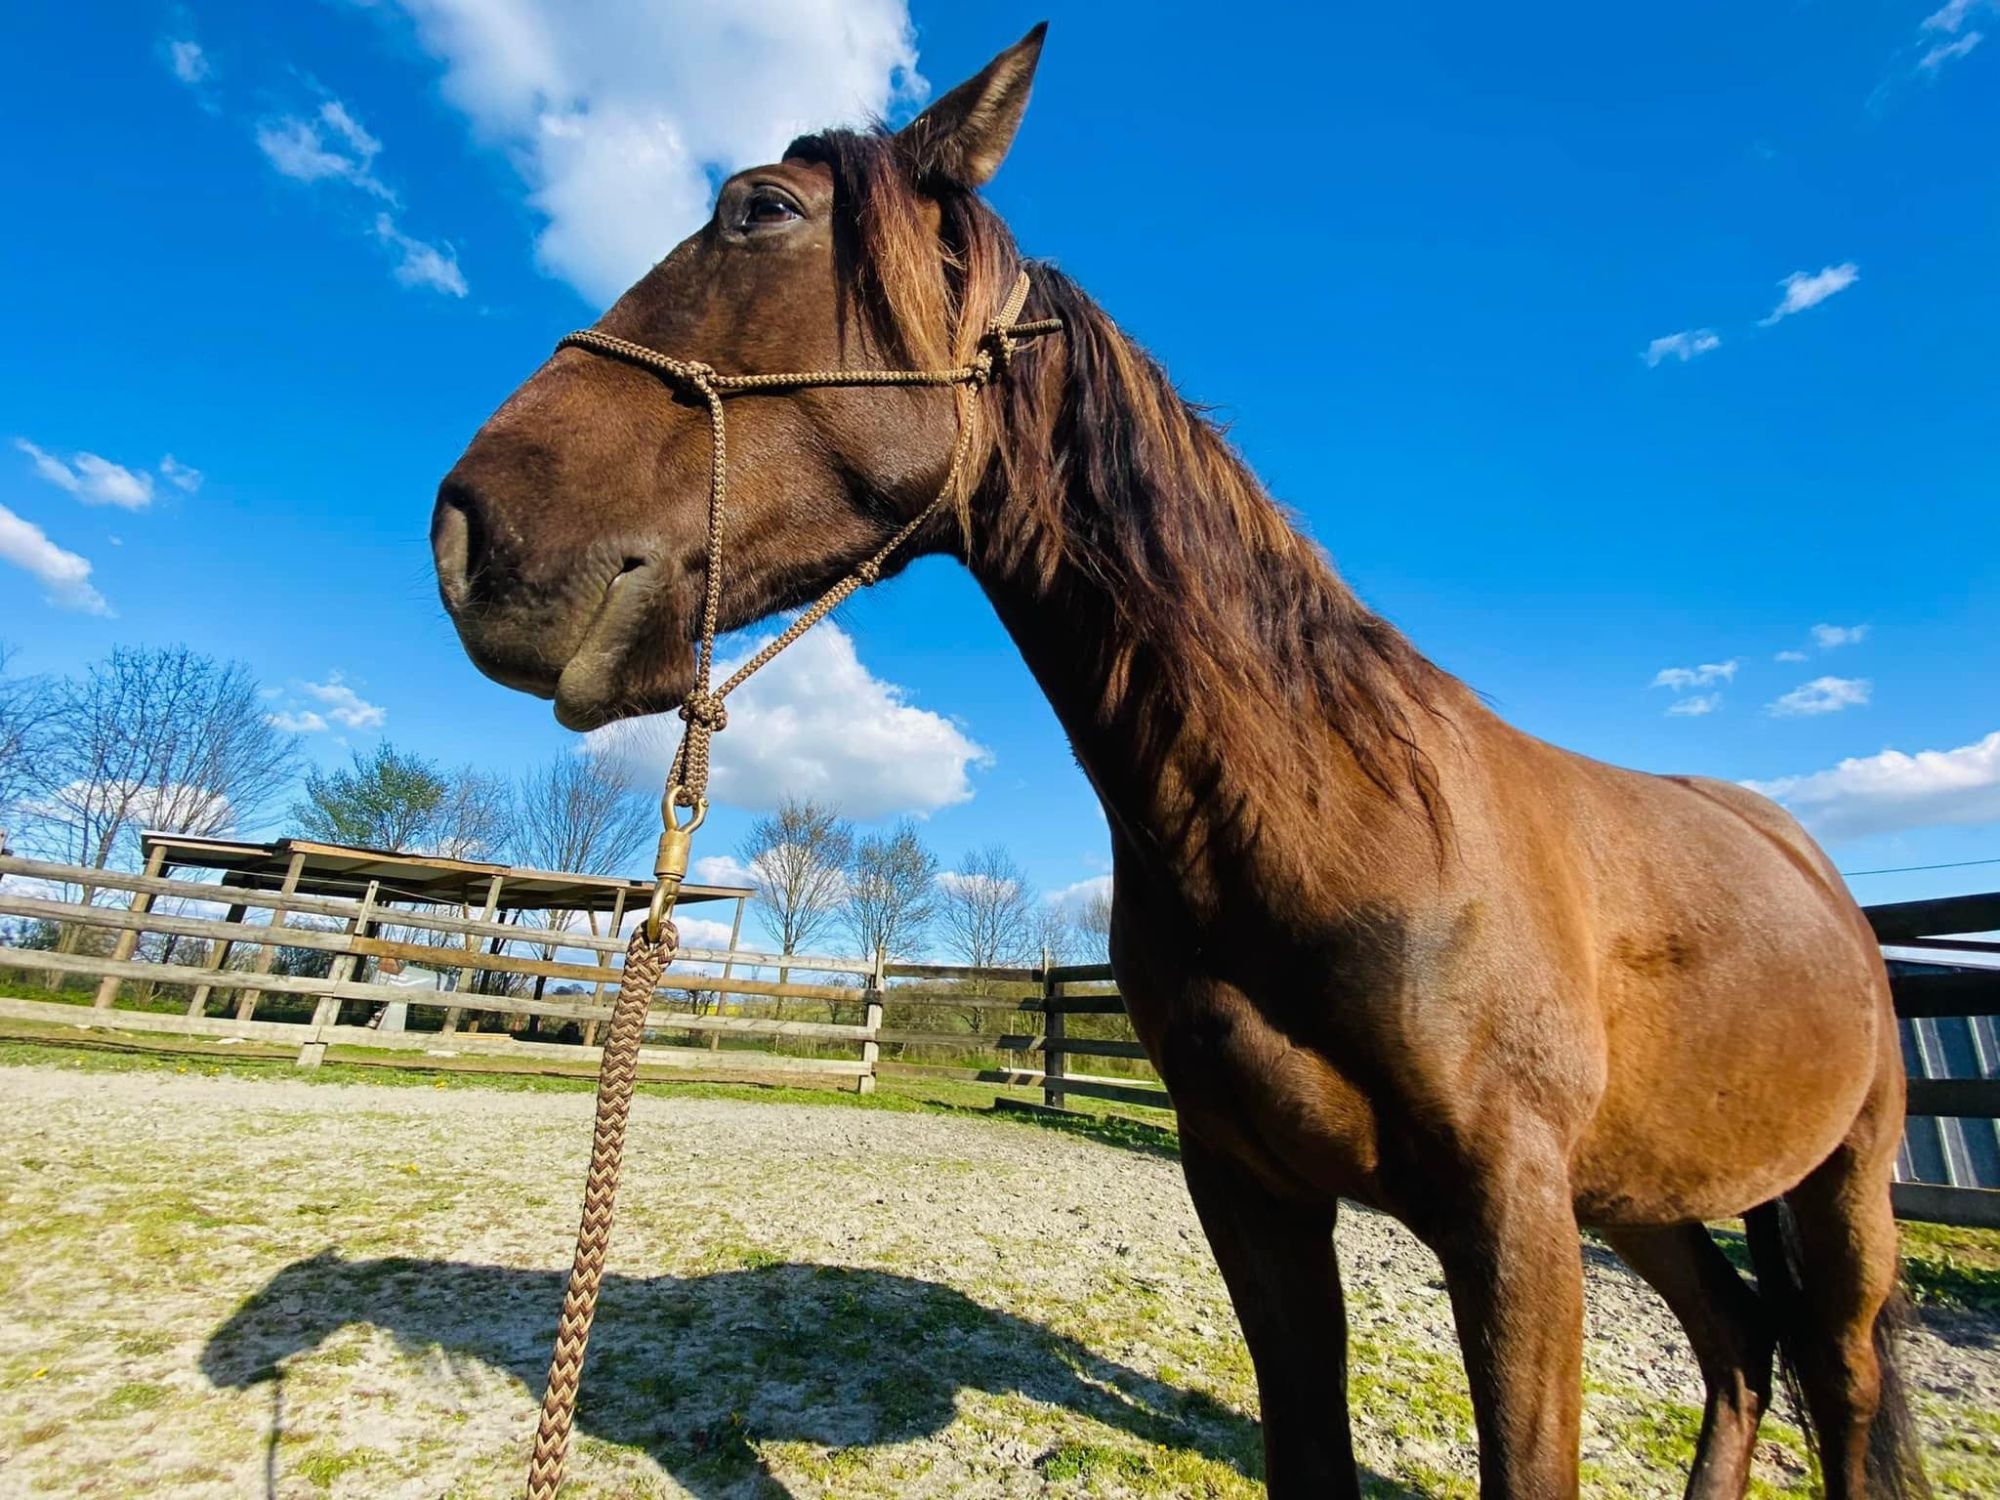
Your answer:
[855,559,883,586]
[677,689,728,733]
[970,323,1020,387]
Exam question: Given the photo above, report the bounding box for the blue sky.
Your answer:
[2,1,1996,916]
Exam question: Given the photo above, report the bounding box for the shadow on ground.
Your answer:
[202,1252,1433,1498]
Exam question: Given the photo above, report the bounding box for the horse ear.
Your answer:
[898,23,1047,189]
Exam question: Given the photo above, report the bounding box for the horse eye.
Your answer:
[742,191,801,228]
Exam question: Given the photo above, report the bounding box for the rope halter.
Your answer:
[555,268,1060,931]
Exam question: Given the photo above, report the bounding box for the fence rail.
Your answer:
[1868,893,2000,1230]
[0,853,885,1088]
[3,855,1995,1226]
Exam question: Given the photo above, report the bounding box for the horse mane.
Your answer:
[787,128,1451,828]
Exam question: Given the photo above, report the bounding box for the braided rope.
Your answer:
[523,270,1058,1499]
[524,925,672,1500]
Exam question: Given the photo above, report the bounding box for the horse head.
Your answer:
[432,27,1049,732]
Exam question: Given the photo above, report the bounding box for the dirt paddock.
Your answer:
[1,1059,1997,1498]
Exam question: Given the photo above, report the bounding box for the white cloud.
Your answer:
[589,622,989,819]
[672,914,742,951]
[372,213,468,297]
[936,869,1021,901]
[377,0,922,303]
[301,673,387,729]
[319,99,382,162]
[1923,0,1986,34]
[1768,676,1872,717]
[1919,32,1983,71]
[1810,622,1869,649]
[1759,263,1860,326]
[1743,730,2000,840]
[1642,329,1720,367]
[1775,649,1809,663]
[1046,874,1112,913]
[158,455,204,493]
[15,439,155,509]
[257,101,393,199]
[26,778,234,836]
[1666,693,1721,717]
[692,853,758,889]
[1651,660,1738,691]
[266,710,329,734]
[0,503,111,615]
[251,95,465,297]
[1873,2,1990,106]
[166,38,210,85]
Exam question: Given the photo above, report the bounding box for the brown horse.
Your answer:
[431,27,1925,1499]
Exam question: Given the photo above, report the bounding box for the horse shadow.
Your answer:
[200,1252,1438,1497]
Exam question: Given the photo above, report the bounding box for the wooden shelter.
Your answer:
[136,832,751,926]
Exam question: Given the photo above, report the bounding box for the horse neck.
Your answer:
[963,346,1455,920]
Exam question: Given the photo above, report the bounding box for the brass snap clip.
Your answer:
[644,784,708,943]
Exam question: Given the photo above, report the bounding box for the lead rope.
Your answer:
[522,271,1057,1500]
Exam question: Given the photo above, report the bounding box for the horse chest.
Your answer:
[1130,985,1387,1204]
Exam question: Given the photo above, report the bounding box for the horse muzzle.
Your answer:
[431,473,692,729]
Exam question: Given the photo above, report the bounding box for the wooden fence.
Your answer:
[2,854,1994,1226]
[873,959,1169,1113]
[0,854,881,1089]
[1868,891,2000,1229]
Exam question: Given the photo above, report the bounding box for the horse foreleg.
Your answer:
[1180,1135,1357,1498]
[1602,1223,1773,1499]
[1429,1144,1585,1500]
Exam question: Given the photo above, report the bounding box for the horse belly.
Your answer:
[1570,954,1886,1225]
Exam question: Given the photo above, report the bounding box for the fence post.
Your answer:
[856,947,885,1094]
[582,887,626,1049]
[90,844,168,1009]
[234,850,308,1021]
[1042,949,1066,1110]
[298,880,376,1069]
[442,874,505,1036]
[185,902,248,1018]
[713,896,747,1052]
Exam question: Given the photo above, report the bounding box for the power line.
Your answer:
[1838,855,2000,878]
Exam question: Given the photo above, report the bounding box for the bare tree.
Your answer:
[431,768,514,862]
[1034,901,1079,966]
[512,751,652,879]
[511,750,653,994]
[935,845,1037,970]
[935,845,1039,1033]
[740,797,854,959]
[842,820,937,963]
[0,646,57,839]
[1076,883,1114,963]
[24,645,298,876]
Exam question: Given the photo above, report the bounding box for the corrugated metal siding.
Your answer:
[1891,958,2000,1190]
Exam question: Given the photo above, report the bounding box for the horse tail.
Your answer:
[1865,1287,1933,1500]
[1745,1199,1931,1499]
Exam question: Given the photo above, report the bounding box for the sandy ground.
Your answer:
[0,1061,1996,1498]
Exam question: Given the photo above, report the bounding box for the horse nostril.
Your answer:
[431,477,488,608]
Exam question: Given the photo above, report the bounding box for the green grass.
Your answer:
[1707,1219,2000,1315]
[4,1022,1996,1308]
[1898,1221,2000,1313]
[0,1026,1177,1158]
[90,1382,170,1419]
[294,1445,385,1489]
